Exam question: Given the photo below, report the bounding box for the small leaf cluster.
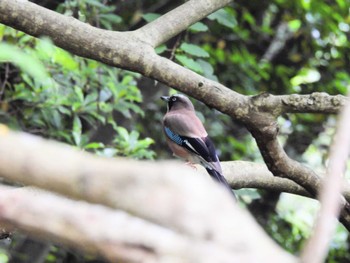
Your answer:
[0,25,154,159]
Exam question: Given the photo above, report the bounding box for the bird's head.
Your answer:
[161,94,195,112]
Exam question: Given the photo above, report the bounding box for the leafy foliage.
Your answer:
[0,18,154,159]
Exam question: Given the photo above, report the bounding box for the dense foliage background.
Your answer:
[0,0,349,262]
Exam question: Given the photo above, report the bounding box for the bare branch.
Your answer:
[246,115,350,231]
[136,0,233,47]
[261,22,294,62]
[301,94,350,263]
[0,0,345,119]
[201,161,311,197]
[276,93,346,115]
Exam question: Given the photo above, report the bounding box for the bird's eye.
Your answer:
[171,97,177,102]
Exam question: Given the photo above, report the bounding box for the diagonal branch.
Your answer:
[246,111,350,231]
[0,0,346,119]
[136,0,233,47]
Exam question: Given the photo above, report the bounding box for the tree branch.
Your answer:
[264,93,347,115]
[136,0,233,47]
[0,126,296,262]
[245,110,350,231]
[0,0,346,119]
[0,186,253,263]
[261,22,294,62]
[198,161,311,197]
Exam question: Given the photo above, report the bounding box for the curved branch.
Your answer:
[246,115,350,231]
[0,186,244,263]
[0,0,346,119]
[0,127,295,261]
[136,0,233,47]
[198,161,311,197]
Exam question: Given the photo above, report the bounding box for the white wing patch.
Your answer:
[183,139,200,155]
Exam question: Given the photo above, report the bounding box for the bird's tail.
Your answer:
[206,168,236,200]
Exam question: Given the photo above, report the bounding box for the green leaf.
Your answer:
[117,127,129,141]
[0,43,48,81]
[197,59,218,81]
[51,109,62,128]
[121,75,134,85]
[85,0,107,9]
[58,106,71,116]
[99,14,122,24]
[84,92,98,105]
[155,44,167,54]
[53,48,79,71]
[291,68,321,86]
[0,24,6,39]
[242,11,256,26]
[74,86,84,103]
[142,13,161,22]
[175,54,203,73]
[189,22,209,32]
[84,142,105,149]
[179,43,209,58]
[72,115,82,146]
[208,9,237,28]
[288,19,301,32]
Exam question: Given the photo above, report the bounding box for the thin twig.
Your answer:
[169,33,183,61]
[0,63,9,100]
[301,92,350,263]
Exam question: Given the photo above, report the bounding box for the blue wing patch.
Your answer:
[164,127,216,163]
[165,127,184,146]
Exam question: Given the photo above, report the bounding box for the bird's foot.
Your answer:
[185,162,197,170]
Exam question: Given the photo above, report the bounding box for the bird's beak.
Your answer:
[161,96,170,102]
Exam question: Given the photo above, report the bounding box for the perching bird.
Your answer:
[161,94,236,199]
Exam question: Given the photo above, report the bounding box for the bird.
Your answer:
[161,94,236,199]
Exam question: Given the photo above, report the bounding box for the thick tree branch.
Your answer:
[0,0,346,119]
[0,127,295,262]
[0,186,248,263]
